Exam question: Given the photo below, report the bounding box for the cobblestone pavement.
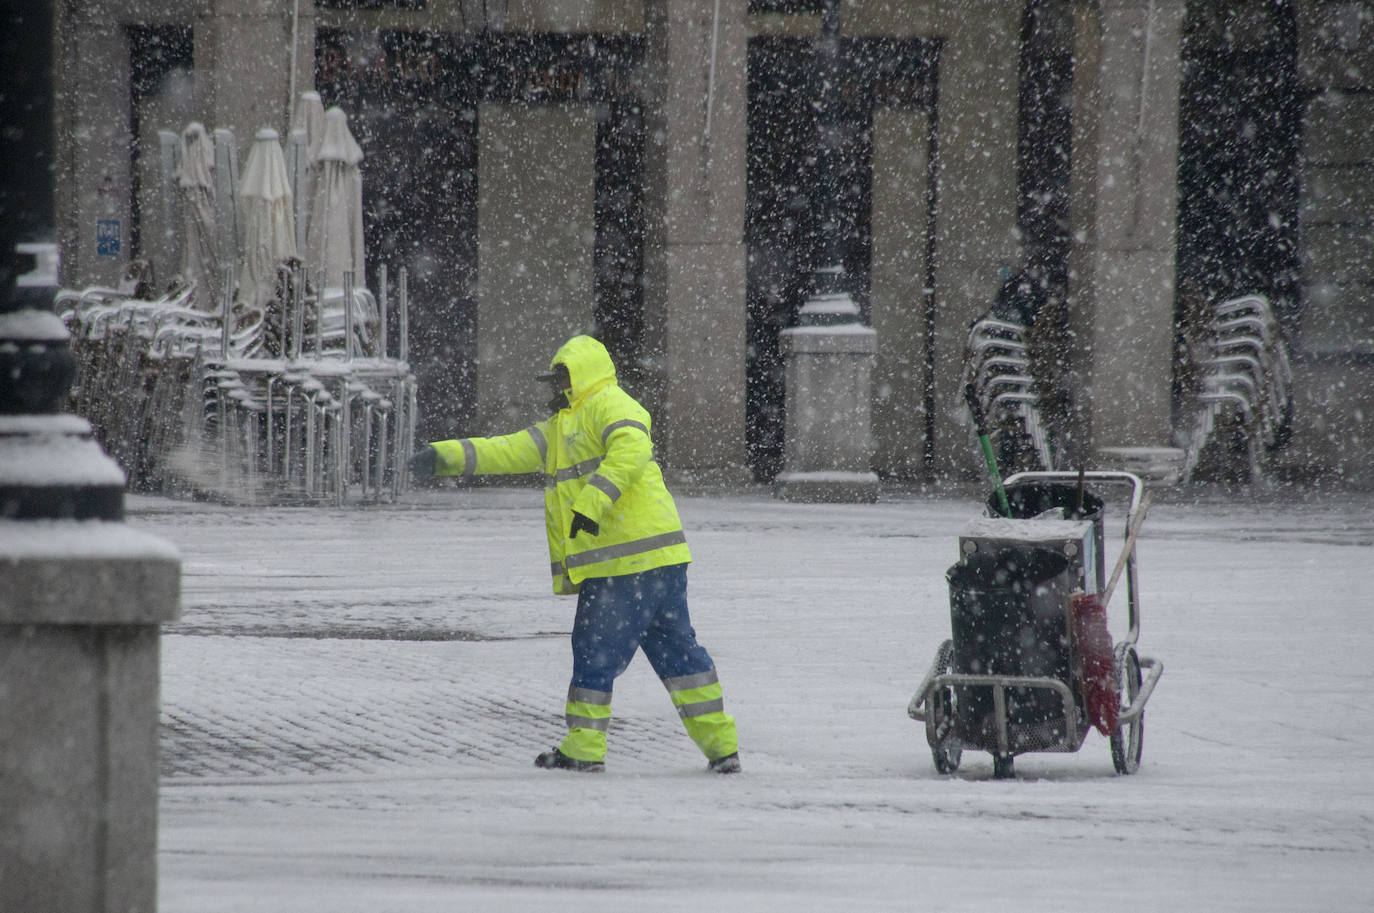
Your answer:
[160,637,693,779]
[150,488,712,781]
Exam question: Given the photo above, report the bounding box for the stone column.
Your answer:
[1070,0,1186,454]
[642,0,749,482]
[198,0,297,152]
[774,291,879,503]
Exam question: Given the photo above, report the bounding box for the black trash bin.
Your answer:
[989,480,1107,594]
[947,547,1076,745]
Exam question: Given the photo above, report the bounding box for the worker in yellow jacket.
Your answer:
[409,335,740,774]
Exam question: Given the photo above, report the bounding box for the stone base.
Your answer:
[773,470,880,504]
[1,523,179,913]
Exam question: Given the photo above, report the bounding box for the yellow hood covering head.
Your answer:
[549,335,616,401]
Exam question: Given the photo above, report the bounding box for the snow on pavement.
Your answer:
[136,485,1374,912]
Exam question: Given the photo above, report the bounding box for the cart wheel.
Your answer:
[932,744,962,775]
[1110,645,1144,774]
[928,641,962,774]
[992,753,1015,779]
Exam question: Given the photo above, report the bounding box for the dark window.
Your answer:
[317,1,427,9]
[748,1,824,12]
[128,24,193,259]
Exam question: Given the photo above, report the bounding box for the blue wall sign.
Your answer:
[96,219,121,257]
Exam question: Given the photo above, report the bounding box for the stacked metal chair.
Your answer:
[963,316,1055,473]
[1180,293,1292,484]
[58,264,416,505]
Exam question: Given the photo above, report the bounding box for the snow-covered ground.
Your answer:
[137,482,1374,912]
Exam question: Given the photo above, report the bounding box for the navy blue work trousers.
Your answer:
[570,563,715,693]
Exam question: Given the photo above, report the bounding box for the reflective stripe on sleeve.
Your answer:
[587,473,621,502]
[460,439,477,478]
[526,425,548,463]
[601,419,648,446]
[563,530,687,570]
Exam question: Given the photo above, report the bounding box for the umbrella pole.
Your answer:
[221,265,234,358]
[291,262,304,361]
[315,270,324,359]
[399,267,409,364]
[378,263,388,360]
[343,270,355,361]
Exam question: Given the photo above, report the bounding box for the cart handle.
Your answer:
[1117,654,1164,727]
[1002,470,1144,517]
[907,639,953,722]
[1003,470,1149,645]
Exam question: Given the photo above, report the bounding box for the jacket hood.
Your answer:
[549,335,616,404]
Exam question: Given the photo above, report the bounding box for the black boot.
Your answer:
[707,752,741,774]
[534,747,605,773]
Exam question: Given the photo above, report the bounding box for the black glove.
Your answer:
[408,445,437,479]
[570,511,599,538]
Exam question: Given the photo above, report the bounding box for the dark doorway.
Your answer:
[316,31,644,444]
[1016,0,1076,458]
[1176,2,1302,329]
[1,0,57,266]
[128,24,194,262]
[746,36,938,481]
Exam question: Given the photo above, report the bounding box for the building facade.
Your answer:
[50,1,1374,487]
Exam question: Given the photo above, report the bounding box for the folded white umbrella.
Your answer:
[306,108,373,354]
[290,92,327,252]
[306,107,366,292]
[174,122,219,310]
[293,91,327,162]
[236,128,297,356]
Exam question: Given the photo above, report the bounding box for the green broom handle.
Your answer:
[964,382,1011,517]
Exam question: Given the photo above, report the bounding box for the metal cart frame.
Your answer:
[908,471,1164,778]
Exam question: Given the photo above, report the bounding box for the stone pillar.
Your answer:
[1071,0,1186,454]
[198,0,297,154]
[774,292,879,503]
[642,0,749,481]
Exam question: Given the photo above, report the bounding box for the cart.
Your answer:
[907,471,1164,778]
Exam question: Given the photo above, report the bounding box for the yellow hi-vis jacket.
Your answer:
[429,335,691,594]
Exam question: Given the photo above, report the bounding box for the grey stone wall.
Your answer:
[1292,1,1374,485]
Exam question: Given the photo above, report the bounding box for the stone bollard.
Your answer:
[1,246,181,913]
[774,287,880,503]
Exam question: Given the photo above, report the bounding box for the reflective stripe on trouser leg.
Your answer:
[663,669,738,761]
[560,685,611,762]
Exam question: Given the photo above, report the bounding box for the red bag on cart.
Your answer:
[1071,592,1119,736]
